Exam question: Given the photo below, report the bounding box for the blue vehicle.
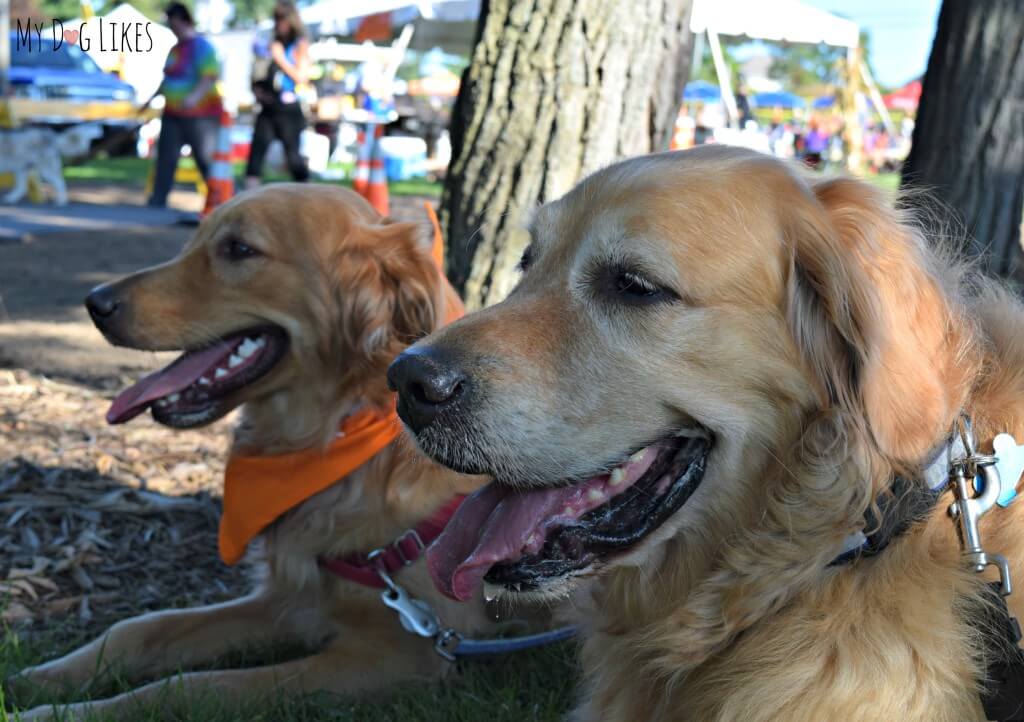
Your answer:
[8,32,139,151]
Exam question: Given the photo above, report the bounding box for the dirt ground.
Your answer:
[0,188,434,641]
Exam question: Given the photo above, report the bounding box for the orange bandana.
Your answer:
[218,203,462,565]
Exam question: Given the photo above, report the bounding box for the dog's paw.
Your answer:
[10,702,82,722]
[6,662,77,699]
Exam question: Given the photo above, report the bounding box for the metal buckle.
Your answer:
[434,628,462,662]
[948,418,1013,596]
[393,529,426,566]
[368,541,464,661]
[372,561,440,636]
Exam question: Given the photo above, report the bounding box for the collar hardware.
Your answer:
[947,418,1013,596]
[948,455,1012,596]
[390,529,426,567]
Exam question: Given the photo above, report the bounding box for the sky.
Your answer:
[801,0,943,87]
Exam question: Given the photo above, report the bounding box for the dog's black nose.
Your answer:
[388,348,468,433]
[85,284,121,322]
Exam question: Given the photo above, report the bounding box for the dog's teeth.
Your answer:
[512,582,522,592]
[629,449,647,464]
[254,337,266,348]
[155,399,168,407]
[483,582,503,602]
[609,468,626,486]
[198,376,211,386]
[228,354,243,368]
[562,506,575,517]
[166,393,180,403]
[215,368,228,379]
[238,339,258,358]
[587,488,605,502]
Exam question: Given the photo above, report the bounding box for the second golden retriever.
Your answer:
[10,185,498,720]
[390,146,1024,721]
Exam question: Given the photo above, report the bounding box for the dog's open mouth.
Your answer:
[427,429,712,601]
[106,326,288,428]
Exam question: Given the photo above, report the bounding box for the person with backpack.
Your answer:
[244,1,311,188]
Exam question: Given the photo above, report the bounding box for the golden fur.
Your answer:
[401,146,1024,721]
[10,185,495,720]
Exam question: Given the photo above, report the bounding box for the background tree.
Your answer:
[34,0,169,22]
[441,0,695,309]
[769,42,844,89]
[769,31,874,93]
[900,0,1024,279]
[228,0,276,28]
[692,38,740,87]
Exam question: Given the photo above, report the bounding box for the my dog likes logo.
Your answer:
[14,18,155,53]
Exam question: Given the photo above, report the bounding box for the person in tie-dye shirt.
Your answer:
[146,2,224,208]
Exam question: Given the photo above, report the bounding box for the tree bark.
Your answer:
[900,0,1024,279]
[442,0,695,309]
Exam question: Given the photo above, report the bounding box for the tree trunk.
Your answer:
[442,0,695,309]
[900,0,1024,279]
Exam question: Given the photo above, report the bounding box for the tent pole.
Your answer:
[383,23,415,84]
[706,29,738,127]
[0,0,8,100]
[858,59,895,137]
[842,46,864,174]
[691,30,704,75]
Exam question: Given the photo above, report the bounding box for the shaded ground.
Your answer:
[0,368,243,636]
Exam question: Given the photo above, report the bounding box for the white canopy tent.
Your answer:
[76,4,177,103]
[301,0,478,54]
[301,0,476,35]
[689,0,859,48]
[687,0,894,135]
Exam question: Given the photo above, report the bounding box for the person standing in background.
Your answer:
[245,1,311,188]
[802,118,829,170]
[146,2,224,208]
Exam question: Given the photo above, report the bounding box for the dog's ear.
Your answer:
[337,220,444,364]
[786,177,970,462]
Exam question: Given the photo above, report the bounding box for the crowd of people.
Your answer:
[144,0,315,209]
[675,99,915,175]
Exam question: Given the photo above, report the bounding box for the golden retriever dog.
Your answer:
[9,185,496,720]
[389,145,1024,721]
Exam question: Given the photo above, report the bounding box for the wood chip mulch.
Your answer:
[0,368,253,640]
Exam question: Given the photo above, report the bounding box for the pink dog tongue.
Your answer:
[106,342,233,424]
[427,443,664,602]
[426,482,574,601]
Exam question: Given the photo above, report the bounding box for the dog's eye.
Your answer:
[613,270,672,304]
[221,238,260,261]
[517,245,534,272]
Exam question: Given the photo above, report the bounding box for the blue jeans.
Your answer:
[148,113,219,208]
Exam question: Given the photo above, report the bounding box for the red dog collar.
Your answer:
[319,495,465,588]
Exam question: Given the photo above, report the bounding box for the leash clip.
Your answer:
[366,549,575,662]
[947,420,1013,596]
[369,548,442,638]
[368,547,462,658]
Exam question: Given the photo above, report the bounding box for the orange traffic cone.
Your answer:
[202,111,236,219]
[669,106,694,151]
[353,126,371,196]
[365,131,389,216]
[353,122,388,215]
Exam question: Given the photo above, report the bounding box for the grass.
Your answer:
[1,622,578,721]
[865,172,900,191]
[62,157,442,198]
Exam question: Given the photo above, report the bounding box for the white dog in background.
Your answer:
[0,123,102,205]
